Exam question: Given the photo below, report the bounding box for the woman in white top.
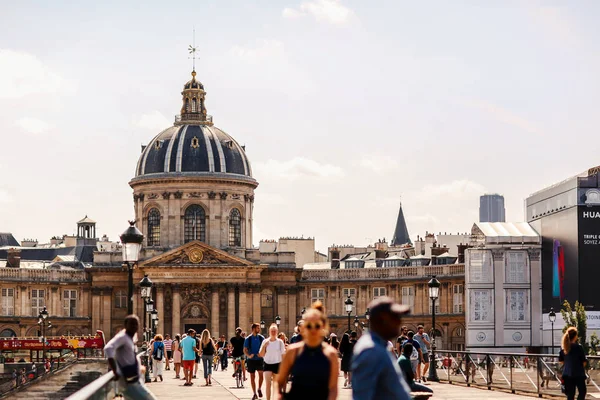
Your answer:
[259,323,286,400]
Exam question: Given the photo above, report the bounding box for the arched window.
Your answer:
[115,290,127,309]
[0,329,16,338]
[184,205,206,243]
[185,98,190,112]
[191,98,197,112]
[147,208,161,247]
[229,208,242,247]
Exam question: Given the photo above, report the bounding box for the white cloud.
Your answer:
[282,8,304,19]
[283,0,355,25]
[254,157,345,180]
[230,40,285,64]
[0,49,74,99]
[133,111,170,130]
[358,154,398,174]
[529,6,581,48]
[0,190,12,204]
[14,117,51,135]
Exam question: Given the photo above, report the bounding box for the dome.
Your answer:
[184,71,204,90]
[134,124,253,180]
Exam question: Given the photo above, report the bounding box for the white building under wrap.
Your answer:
[465,222,542,351]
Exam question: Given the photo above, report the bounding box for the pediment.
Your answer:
[140,241,255,267]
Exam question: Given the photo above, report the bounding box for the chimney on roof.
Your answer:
[7,248,21,268]
[330,248,340,269]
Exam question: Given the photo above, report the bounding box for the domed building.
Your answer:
[131,70,257,250]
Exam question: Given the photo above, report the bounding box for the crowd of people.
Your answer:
[105,296,438,400]
[102,299,592,400]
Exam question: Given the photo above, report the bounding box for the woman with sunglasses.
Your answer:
[276,301,339,400]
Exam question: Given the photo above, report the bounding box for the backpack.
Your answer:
[153,342,164,361]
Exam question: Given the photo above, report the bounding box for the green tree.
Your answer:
[560,300,588,354]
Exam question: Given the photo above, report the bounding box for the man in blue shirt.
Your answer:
[352,297,411,400]
[403,331,423,381]
[244,323,265,400]
[180,329,198,386]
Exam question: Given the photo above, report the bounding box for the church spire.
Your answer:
[391,201,411,246]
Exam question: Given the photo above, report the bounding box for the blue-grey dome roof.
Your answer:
[134,124,253,179]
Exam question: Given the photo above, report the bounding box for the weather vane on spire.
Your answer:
[188,28,198,72]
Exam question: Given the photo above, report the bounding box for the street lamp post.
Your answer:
[260,320,265,335]
[301,307,306,319]
[365,308,370,330]
[549,307,556,354]
[353,315,359,333]
[275,315,281,329]
[150,310,158,337]
[139,274,153,383]
[120,221,144,315]
[344,295,354,332]
[427,276,441,382]
[37,307,50,364]
[145,299,154,341]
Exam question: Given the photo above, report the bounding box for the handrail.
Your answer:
[434,349,600,397]
[65,350,147,400]
[64,371,115,400]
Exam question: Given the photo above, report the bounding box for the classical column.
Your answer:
[288,288,297,333]
[102,288,112,336]
[156,285,165,336]
[20,286,28,317]
[238,285,248,331]
[50,287,60,317]
[91,288,101,332]
[277,289,287,334]
[172,285,181,336]
[227,285,236,339]
[78,287,89,318]
[252,285,261,325]
[211,286,220,337]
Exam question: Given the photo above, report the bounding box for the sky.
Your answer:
[1,0,599,252]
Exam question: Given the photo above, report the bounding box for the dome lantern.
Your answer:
[176,70,213,126]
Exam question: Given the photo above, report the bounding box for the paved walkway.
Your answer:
[146,363,540,399]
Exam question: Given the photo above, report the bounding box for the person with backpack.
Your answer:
[244,322,265,400]
[402,331,423,382]
[151,334,165,382]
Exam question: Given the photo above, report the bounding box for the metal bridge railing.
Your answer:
[436,349,600,397]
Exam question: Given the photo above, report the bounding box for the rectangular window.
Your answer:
[468,250,493,283]
[470,289,493,322]
[506,289,529,322]
[453,284,464,313]
[31,289,45,316]
[311,288,325,304]
[429,297,441,314]
[373,287,386,299]
[1,288,14,316]
[505,251,529,283]
[63,290,77,317]
[342,288,356,311]
[401,286,414,308]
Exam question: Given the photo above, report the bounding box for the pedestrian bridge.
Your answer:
[65,364,557,400]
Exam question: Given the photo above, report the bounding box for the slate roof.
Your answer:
[0,233,19,247]
[134,124,254,180]
[391,202,411,246]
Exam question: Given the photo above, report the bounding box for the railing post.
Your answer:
[486,354,491,390]
[510,356,514,393]
[536,355,541,398]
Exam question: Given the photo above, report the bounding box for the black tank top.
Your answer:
[287,343,330,400]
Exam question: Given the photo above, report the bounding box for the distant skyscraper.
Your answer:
[479,194,506,223]
[391,202,411,245]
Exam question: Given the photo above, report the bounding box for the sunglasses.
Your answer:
[305,322,323,331]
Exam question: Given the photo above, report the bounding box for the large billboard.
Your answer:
[578,198,600,310]
[538,207,579,312]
